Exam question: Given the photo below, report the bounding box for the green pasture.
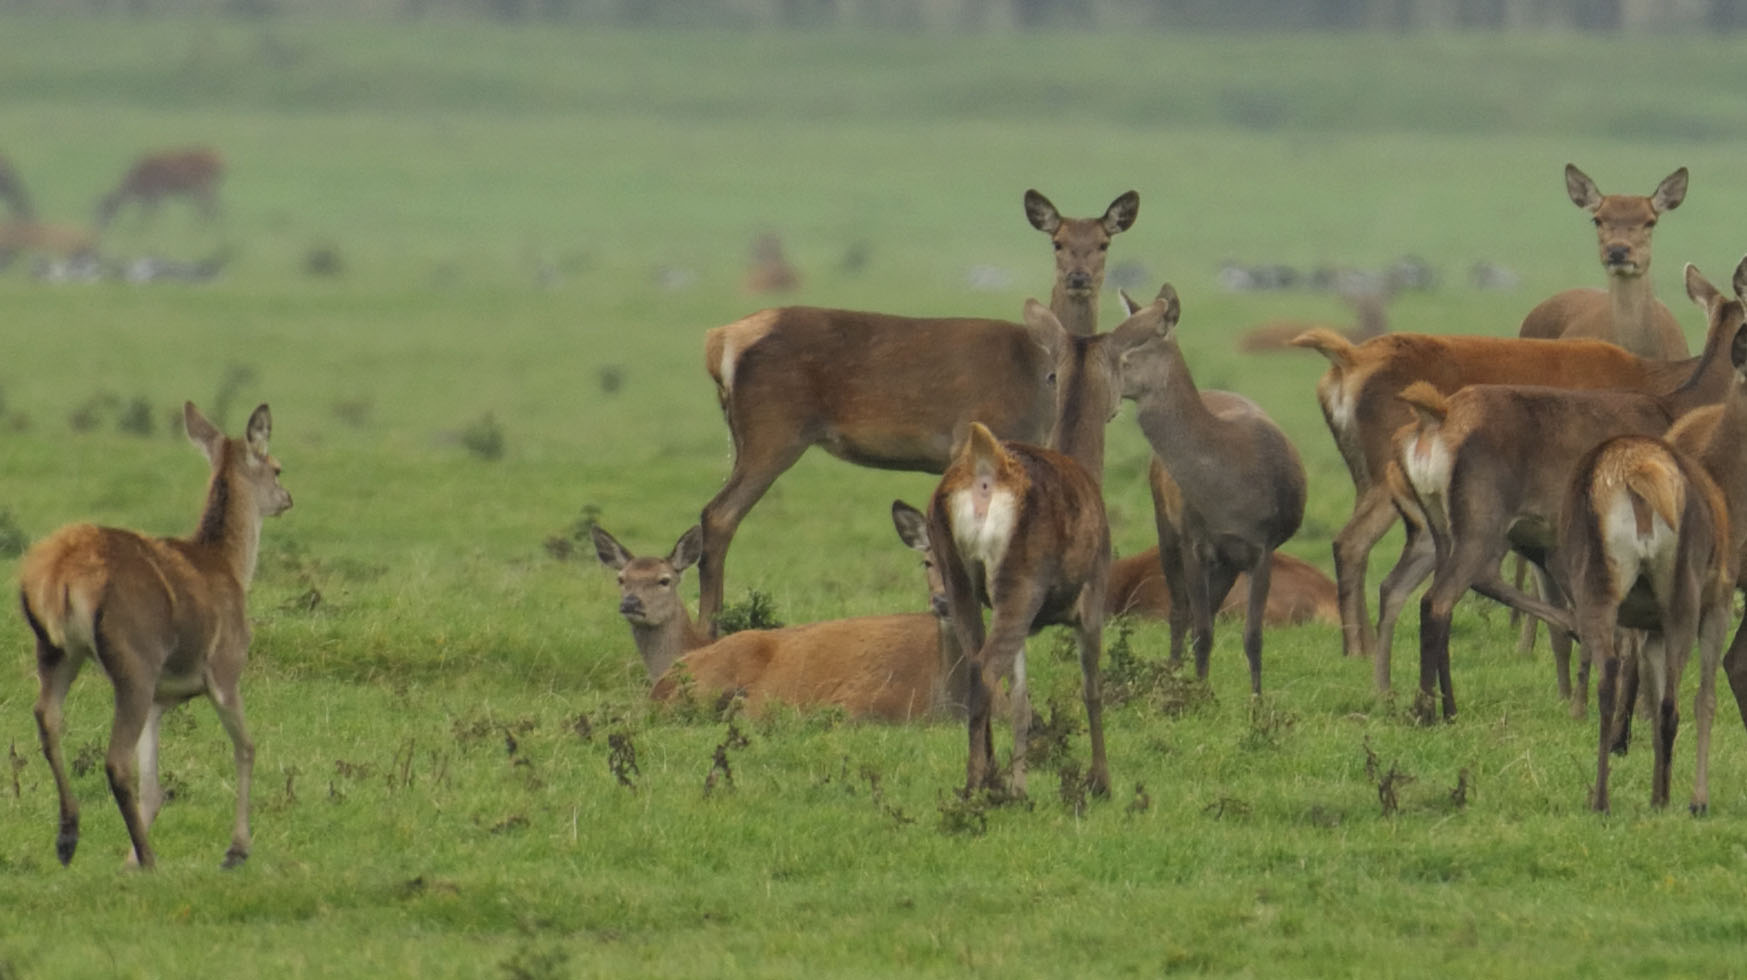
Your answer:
[3,15,1747,977]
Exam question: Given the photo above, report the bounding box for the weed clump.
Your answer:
[460,412,506,460]
[714,589,783,634]
[543,503,602,561]
[1102,617,1215,716]
[0,508,29,558]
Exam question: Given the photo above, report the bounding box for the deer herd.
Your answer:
[18,165,1747,871]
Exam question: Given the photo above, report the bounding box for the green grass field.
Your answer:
[4,15,1747,978]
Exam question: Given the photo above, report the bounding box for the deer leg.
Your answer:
[1590,613,1620,814]
[1183,550,1222,683]
[1333,486,1398,660]
[1235,553,1269,696]
[1157,525,1192,666]
[1416,537,1505,724]
[1718,608,1747,735]
[1641,634,1674,809]
[209,681,256,868]
[29,625,83,866]
[105,676,157,870]
[1610,631,1640,755]
[1511,555,1539,654]
[981,592,1042,798]
[1374,523,1436,696]
[1690,603,1726,817]
[1074,612,1110,798]
[135,702,167,834]
[697,436,809,631]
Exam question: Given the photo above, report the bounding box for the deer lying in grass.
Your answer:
[591,502,970,722]
[1121,287,1307,694]
[1107,544,1337,628]
[1237,290,1389,353]
[1384,262,1743,722]
[1518,164,1690,359]
[928,294,1171,796]
[94,147,224,230]
[1292,298,1735,662]
[18,403,291,869]
[697,189,1138,628]
[0,220,99,272]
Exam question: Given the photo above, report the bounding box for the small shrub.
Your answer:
[117,396,155,437]
[0,509,29,558]
[714,589,783,635]
[460,412,506,461]
[543,503,602,561]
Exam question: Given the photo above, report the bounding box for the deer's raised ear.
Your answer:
[1731,254,1747,301]
[668,525,704,573]
[245,404,272,459]
[1109,293,1171,354]
[1686,263,1722,313]
[1023,189,1062,234]
[891,500,930,552]
[591,525,633,570]
[1731,322,1747,374]
[1102,190,1140,235]
[184,401,224,462]
[1565,163,1603,211]
[1651,166,1689,214]
[1020,298,1067,356]
[1157,282,1182,329]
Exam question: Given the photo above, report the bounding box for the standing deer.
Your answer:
[1119,287,1307,693]
[591,501,971,722]
[928,294,1171,796]
[1384,261,1744,722]
[696,189,1138,628]
[18,403,291,869]
[94,147,225,230]
[1518,164,1690,359]
[1292,308,1732,662]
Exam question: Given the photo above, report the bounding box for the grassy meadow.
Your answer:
[5,14,1747,977]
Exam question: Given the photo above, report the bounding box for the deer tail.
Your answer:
[1396,381,1449,429]
[1288,327,1357,367]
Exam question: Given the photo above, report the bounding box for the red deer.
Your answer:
[1384,262,1744,723]
[1025,188,1140,337]
[0,221,99,272]
[1107,545,1337,629]
[1518,164,1690,359]
[1291,305,1735,662]
[744,232,800,294]
[928,295,1171,796]
[1237,290,1389,353]
[1120,287,1307,694]
[18,403,291,869]
[94,147,224,230]
[696,189,1138,628]
[590,502,971,722]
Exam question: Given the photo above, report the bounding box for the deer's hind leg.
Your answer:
[27,610,85,866]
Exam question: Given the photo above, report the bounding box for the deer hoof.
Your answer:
[1690,802,1709,818]
[222,847,249,870]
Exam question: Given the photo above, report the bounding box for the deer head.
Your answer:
[1564,163,1687,279]
[1025,189,1139,298]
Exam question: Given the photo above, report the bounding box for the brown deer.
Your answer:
[928,294,1172,796]
[696,189,1138,628]
[18,403,291,869]
[0,221,99,272]
[590,502,971,722]
[744,232,800,294]
[1291,306,1735,662]
[1559,433,1732,815]
[1107,545,1337,628]
[1025,188,1140,337]
[1518,164,1690,359]
[94,147,224,230]
[1237,289,1390,353]
[1119,287,1307,693]
[1383,262,1745,723]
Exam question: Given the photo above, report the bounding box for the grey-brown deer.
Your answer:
[1518,164,1690,359]
[94,147,225,230]
[18,403,291,869]
[696,189,1138,628]
[1120,286,1307,693]
[928,294,1171,796]
[591,502,970,722]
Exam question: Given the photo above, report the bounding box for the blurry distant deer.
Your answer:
[95,147,224,231]
[744,232,800,294]
[0,153,97,273]
[1238,289,1390,353]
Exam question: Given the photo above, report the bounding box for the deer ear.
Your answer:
[184,401,224,462]
[1731,322,1747,374]
[1565,163,1602,211]
[1118,288,1141,316]
[1020,298,1066,357]
[591,525,633,570]
[891,500,930,552]
[1109,294,1171,354]
[1651,167,1689,213]
[668,526,704,573]
[1157,282,1182,330]
[245,404,272,459]
[1023,189,1061,234]
[1731,254,1747,301]
[1686,263,1722,312]
[1102,190,1140,234]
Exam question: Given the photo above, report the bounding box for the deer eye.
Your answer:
[1098,243,1109,252]
[1052,241,1063,252]
[1645,219,1656,228]
[616,574,626,585]
[1045,371,1057,387]
[1592,216,1603,227]
[658,576,672,587]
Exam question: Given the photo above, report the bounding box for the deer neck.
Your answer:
[1048,340,1109,482]
[1050,285,1099,338]
[192,467,265,589]
[1608,271,1658,354]
[1132,344,1221,485]
[630,609,709,682]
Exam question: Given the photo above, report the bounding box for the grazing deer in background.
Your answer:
[930,296,1173,796]
[696,189,1139,628]
[1292,303,1734,662]
[591,502,972,722]
[744,232,800,294]
[0,221,98,272]
[18,403,291,869]
[94,147,225,230]
[1119,287,1307,694]
[1107,544,1337,629]
[1024,188,1140,337]
[1518,163,1689,359]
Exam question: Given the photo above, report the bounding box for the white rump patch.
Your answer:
[949,484,1020,578]
[713,310,779,398]
[1600,488,1679,597]
[1402,432,1453,505]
